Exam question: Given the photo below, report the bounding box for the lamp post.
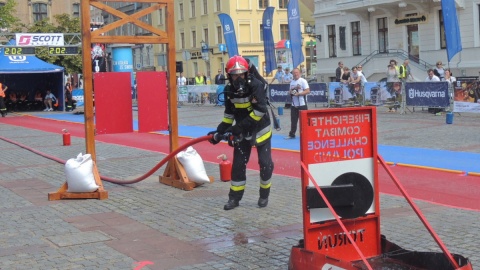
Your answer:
[309,39,315,77]
[305,23,321,77]
[305,23,322,42]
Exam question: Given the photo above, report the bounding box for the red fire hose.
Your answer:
[0,135,214,185]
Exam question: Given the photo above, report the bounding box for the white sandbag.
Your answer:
[65,153,99,192]
[176,146,210,184]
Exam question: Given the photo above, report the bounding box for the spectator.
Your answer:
[44,90,56,111]
[434,61,445,80]
[177,72,187,86]
[340,66,351,83]
[214,69,225,85]
[195,72,205,85]
[285,68,310,140]
[270,66,284,84]
[443,69,456,86]
[335,61,344,82]
[349,66,363,84]
[357,65,367,83]
[386,63,400,82]
[283,67,293,83]
[399,59,413,82]
[65,82,74,112]
[300,64,306,78]
[425,69,440,81]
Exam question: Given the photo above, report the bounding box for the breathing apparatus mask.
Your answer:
[232,74,247,96]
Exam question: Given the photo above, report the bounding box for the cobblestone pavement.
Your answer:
[0,105,478,269]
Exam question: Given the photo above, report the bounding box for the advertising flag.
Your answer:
[287,0,304,68]
[441,1,462,62]
[218,13,239,57]
[263,7,277,75]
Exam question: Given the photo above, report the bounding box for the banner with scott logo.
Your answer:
[16,33,64,46]
[405,82,449,107]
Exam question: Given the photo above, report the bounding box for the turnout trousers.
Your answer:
[228,138,274,201]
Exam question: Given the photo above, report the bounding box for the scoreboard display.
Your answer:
[49,46,79,55]
[3,46,36,55]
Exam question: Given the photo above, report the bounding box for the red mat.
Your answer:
[2,114,479,211]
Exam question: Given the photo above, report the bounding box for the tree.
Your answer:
[0,0,19,31]
[26,14,83,75]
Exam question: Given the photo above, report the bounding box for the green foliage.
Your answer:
[0,0,19,29]
[25,14,83,74]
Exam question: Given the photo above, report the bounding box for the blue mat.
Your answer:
[33,113,479,174]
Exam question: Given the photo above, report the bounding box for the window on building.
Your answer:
[439,10,446,49]
[328,25,336,57]
[204,28,209,44]
[179,3,184,20]
[202,0,208,15]
[239,23,251,43]
[260,24,264,41]
[33,3,48,22]
[279,0,288,9]
[377,17,388,53]
[215,0,221,12]
[192,30,197,47]
[280,24,289,40]
[158,8,163,25]
[0,2,5,7]
[259,0,269,9]
[217,26,223,44]
[180,33,185,49]
[351,21,361,55]
[190,0,195,18]
[72,3,80,18]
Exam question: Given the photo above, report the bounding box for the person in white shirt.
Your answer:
[425,69,440,82]
[285,68,310,139]
[283,67,293,83]
[177,72,187,86]
[43,90,56,111]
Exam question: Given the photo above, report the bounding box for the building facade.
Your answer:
[152,0,315,83]
[0,0,81,25]
[313,0,480,82]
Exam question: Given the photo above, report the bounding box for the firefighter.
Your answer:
[208,55,274,210]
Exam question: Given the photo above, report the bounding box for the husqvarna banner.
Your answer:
[218,13,239,57]
[405,82,449,107]
[16,33,64,46]
[269,83,327,103]
[287,0,304,68]
[262,7,276,75]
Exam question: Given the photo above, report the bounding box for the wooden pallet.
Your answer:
[159,157,213,191]
[48,162,108,200]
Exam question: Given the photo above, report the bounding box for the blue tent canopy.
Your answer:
[0,46,65,110]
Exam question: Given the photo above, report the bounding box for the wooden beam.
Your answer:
[90,2,166,38]
[92,36,169,44]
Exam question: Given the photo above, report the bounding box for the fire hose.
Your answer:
[0,133,233,185]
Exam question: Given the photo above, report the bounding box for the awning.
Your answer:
[275,39,288,49]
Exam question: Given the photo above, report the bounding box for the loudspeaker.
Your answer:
[176,61,183,73]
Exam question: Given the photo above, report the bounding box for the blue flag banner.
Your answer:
[287,0,304,68]
[262,7,276,75]
[442,1,462,62]
[218,13,239,57]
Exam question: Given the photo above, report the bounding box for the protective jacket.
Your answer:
[217,75,271,145]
